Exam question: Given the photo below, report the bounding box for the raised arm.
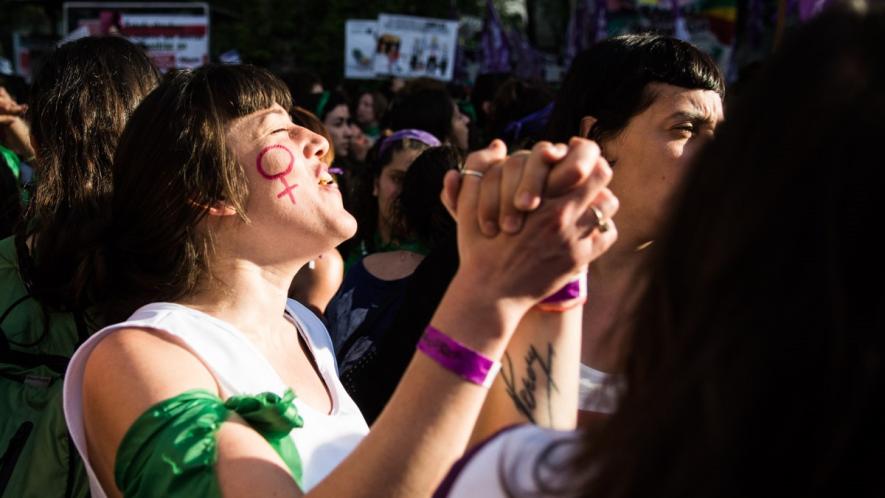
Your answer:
[451,139,619,443]
[81,139,615,498]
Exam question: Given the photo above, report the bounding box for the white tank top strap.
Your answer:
[63,300,368,497]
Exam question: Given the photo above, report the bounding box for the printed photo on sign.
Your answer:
[62,2,209,72]
[373,14,459,81]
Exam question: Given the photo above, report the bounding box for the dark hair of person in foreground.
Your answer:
[530,4,885,497]
[546,33,724,146]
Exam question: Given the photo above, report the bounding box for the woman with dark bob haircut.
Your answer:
[61,62,619,497]
[436,3,885,496]
[543,34,725,418]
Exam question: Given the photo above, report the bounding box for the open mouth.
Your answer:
[318,171,336,187]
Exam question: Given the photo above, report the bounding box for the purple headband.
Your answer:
[378,129,441,157]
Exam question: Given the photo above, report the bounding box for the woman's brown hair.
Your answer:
[90,64,291,321]
[25,36,159,310]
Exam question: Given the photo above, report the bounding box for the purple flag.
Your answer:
[480,0,512,73]
[594,0,608,42]
[798,0,829,21]
[565,0,593,65]
[508,27,545,81]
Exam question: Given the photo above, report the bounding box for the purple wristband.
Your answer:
[417,325,501,388]
[541,273,587,304]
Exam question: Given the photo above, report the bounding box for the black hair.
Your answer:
[546,34,724,145]
[0,163,22,238]
[384,79,455,144]
[470,72,512,127]
[389,145,460,249]
[487,78,555,149]
[302,90,350,123]
[278,68,323,106]
[348,134,435,256]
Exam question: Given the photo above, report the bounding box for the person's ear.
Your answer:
[373,177,379,197]
[579,115,599,138]
[207,202,238,217]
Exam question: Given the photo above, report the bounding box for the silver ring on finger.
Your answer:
[461,169,484,179]
[590,205,610,233]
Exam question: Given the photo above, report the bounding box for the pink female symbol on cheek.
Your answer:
[256,144,298,204]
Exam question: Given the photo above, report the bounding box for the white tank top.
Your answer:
[63,301,369,497]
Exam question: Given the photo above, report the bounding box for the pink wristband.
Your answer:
[536,273,588,312]
[417,325,501,388]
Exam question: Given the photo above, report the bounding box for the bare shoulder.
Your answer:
[80,327,219,494]
[80,329,306,497]
[83,327,218,417]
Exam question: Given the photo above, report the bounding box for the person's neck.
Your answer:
[581,238,653,373]
[178,255,307,340]
[376,218,392,247]
[590,239,650,280]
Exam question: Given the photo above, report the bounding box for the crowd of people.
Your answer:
[0,2,882,497]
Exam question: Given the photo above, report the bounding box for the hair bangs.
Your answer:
[205,64,293,123]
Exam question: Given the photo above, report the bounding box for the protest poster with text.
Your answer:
[62,2,209,72]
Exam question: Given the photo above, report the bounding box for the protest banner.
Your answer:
[373,14,459,81]
[62,2,209,71]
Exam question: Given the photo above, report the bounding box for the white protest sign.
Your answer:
[373,14,459,81]
[345,20,378,79]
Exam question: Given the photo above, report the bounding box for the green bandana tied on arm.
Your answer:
[114,389,304,497]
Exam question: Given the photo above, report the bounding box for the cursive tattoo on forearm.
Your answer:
[500,343,559,425]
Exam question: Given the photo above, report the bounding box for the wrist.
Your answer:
[417,325,502,388]
[430,271,531,356]
[535,273,587,312]
[448,269,535,317]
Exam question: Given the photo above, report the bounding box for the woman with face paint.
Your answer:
[62,64,618,497]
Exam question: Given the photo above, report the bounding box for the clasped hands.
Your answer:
[441,138,619,312]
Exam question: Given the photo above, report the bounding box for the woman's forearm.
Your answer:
[306,271,528,498]
[470,304,582,446]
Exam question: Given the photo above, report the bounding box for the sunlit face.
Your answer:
[451,103,470,151]
[323,104,354,159]
[357,93,375,125]
[599,83,723,247]
[225,104,357,258]
[374,146,424,240]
